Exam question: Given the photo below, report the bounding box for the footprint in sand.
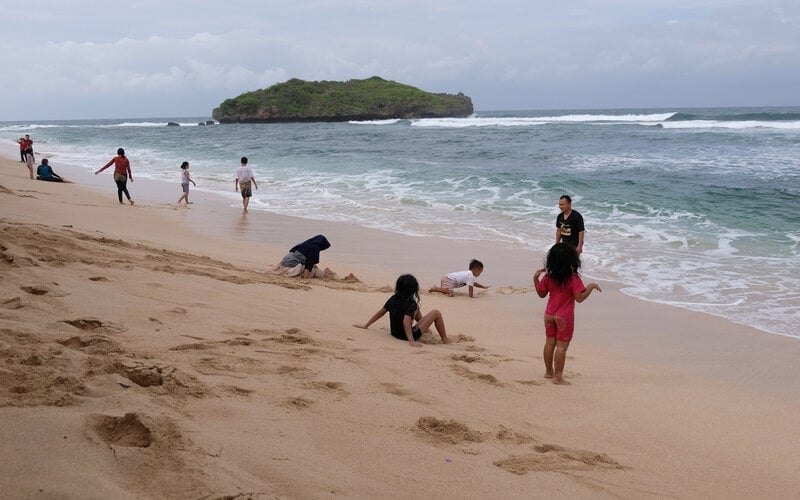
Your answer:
[380,382,436,405]
[493,444,627,474]
[2,296,22,309]
[91,413,153,448]
[494,286,534,295]
[19,283,70,297]
[88,276,110,282]
[170,342,213,351]
[62,317,127,333]
[219,385,255,397]
[464,345,487,352]
[415,416,486,445]
[450,364,503,387]
[450,353,482,363]
[515,379,546,386]
[304,381,349,398]
[284,396,314,409]
[105,360,208,397]
[59,335,124,355]
[495,426,535,445]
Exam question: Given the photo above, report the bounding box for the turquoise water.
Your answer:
[3,107,799,337]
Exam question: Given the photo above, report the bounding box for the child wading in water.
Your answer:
[354,274,453,348]
[533,243,601,385]
[177,161,196,205]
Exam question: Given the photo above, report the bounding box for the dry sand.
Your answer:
[1,155,799,499]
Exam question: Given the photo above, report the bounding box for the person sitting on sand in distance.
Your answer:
[95,148,134,205]
[428,259,490,298]
[272,234,333,278]
[533,242,601,385]
[36,159,67,182]
[353,274,453,348]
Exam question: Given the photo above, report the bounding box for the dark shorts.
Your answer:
[181,182,190,193]
[392,325,422,341]
[239,180,252,198]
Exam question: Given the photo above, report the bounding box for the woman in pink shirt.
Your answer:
[95,148,134,205]
[534,243,601,385]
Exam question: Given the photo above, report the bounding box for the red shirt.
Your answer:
[98,156,132,177]
[536,273,586,322]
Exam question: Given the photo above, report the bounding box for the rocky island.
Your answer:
[211,77,473,123]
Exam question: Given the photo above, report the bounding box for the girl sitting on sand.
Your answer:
[353,274,453,348]
[533,243,601,385]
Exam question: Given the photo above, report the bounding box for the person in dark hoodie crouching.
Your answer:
[272,235,332,278]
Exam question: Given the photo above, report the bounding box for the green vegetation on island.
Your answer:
[212,77,474,123]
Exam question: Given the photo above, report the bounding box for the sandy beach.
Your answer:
[2,154,799,499]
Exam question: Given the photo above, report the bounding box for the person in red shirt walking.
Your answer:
[16,134,32,163]
[95,148,134,205]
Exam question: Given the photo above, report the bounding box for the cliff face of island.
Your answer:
[211,77,474,123]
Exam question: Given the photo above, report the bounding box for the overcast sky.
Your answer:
[2,0,798,120]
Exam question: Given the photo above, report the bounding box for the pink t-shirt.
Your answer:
[536,273,585,322]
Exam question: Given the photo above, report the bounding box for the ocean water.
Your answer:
[2,107,799,338]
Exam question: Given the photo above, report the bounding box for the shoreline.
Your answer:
[3,151,798,364]
[2,154,800,497]
[9,149,791,340]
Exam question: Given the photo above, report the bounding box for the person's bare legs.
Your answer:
[552,340,570,385]
[417,309,453,343]
[428,286,454,296]
[543,336,556,379]
[242,197,249,214]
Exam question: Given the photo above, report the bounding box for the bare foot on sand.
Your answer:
[343,273,360,283]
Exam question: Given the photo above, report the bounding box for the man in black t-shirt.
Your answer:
[555,195,585,255]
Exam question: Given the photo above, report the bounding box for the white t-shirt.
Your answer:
[446,270,476,288]
[236,165,254,182]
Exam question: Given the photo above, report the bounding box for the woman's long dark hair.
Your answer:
[546,243,581,286]
[395,274,420,303]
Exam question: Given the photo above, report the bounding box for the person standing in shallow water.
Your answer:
[95,148,134,205]
[234,156,257,214]
[555,195,584,255]
[177,161,196,205]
